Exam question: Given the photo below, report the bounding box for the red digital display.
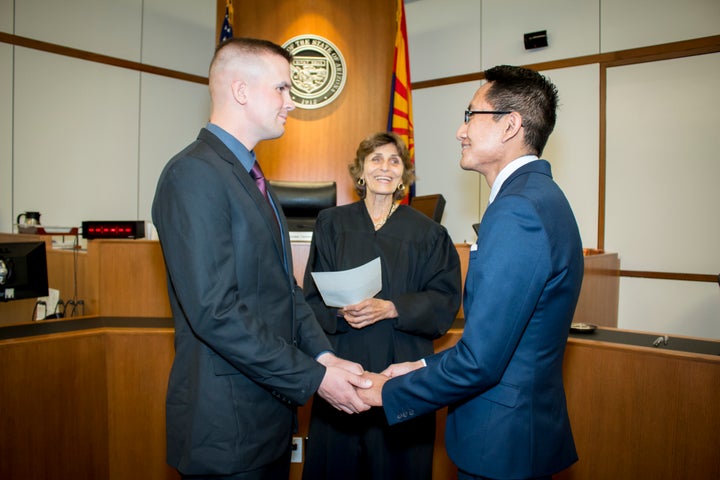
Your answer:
[82,221,145,239]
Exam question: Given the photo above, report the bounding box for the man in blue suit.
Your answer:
[360,65,584,480]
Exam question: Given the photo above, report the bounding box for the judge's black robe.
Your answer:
[302,201,462,480]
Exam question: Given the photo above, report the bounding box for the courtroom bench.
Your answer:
[1,317,718,480]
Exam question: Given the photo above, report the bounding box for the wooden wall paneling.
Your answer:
[558,342,720,480]
[436,330,720,480]
[574,252,619,327]
[46,248,93,315]
[0,333,110,480]
[231,0,396,206]
[0,297,37,324]
[432,407,457,479]
[3,238,615,327]
[290,395,312,479]
[291,241,311,286]
[83,240,101,316]
[455,243,470,316]
[2,322,717,479]
[93,240,171,317]
[105,330,178,480]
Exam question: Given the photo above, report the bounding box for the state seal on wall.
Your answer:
[282,35,347,110]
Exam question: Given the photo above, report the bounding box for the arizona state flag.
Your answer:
[219,0,234,44]
[387,0,415,203]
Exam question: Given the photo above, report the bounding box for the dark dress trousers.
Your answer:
[152,128,332,476]
[382,160,584,479]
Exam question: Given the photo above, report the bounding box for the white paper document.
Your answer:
[309,257,382,308]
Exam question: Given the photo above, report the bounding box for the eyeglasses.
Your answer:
[464,109,512,124]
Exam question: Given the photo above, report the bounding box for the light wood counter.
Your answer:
[1,318,718,480]
[0,237,645,479]
[2,237,618,329]
[435,328,720,480]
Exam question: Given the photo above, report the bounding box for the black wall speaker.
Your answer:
[524,30,548,50]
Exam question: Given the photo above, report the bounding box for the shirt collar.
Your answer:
[488,154,539,204]
[205,122,256,173]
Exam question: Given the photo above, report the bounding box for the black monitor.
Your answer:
[268,180,337,231]
[410,194,446,223]
[0,241,49,302]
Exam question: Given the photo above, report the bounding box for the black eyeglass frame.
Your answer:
[464,109,512,124]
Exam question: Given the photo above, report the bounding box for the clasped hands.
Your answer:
[338,298,398,330]
[317,352,423,414]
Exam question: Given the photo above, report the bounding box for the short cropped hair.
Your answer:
[483,65,559,156]
[213,37,292,65]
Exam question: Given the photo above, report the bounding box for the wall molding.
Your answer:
[410,35,720,285]
[412,35,720,90]
[620,270,718,284]
[3,29,718,285]
[0,32,208,85]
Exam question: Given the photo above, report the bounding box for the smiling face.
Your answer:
[242,53,296,145]
[456,82,509,177]
[361,143,405,197]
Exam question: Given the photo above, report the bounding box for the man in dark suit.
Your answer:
[359,65,584,480]
[152,38,371,480]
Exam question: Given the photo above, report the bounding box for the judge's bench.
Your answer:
[0,234,718,480]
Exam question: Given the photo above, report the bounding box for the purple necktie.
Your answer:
[250,161,280,230]
[250,161,269,200]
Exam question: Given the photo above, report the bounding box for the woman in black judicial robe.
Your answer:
[301,132,462,480]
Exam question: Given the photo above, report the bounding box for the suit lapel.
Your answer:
[233,164,284,249]
[198,129,285,262]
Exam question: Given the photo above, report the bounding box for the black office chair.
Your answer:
[267,180,337,231]
[410,194,446,223]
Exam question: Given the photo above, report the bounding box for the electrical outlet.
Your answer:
[291,437,303,463]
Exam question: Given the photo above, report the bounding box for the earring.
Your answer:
[357,178,365,186]
[397,183,405,191]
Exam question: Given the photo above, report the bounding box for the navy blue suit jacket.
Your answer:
[152,129,331,475]
[382,160,583,479]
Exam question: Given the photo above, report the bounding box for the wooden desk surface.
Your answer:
[2,318,718,480]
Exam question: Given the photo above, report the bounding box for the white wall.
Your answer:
[412,81,481,244]
[481,0,599,69]
[605,54,720,339]
[13,49,141,224]
[600,0,720,52]
[0,0,213,232]
[405,0,484,244]
[2,0,719,339]
[138,74,211,222]
[13,0,143,60]
[405,0,481,82]
[605,54,720,275]
[406,0,720,339]
[541,65,600,250]
[0,42,12,233]
[0,0,15,233]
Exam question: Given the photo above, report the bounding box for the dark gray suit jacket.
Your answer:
[152,128,331,475]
